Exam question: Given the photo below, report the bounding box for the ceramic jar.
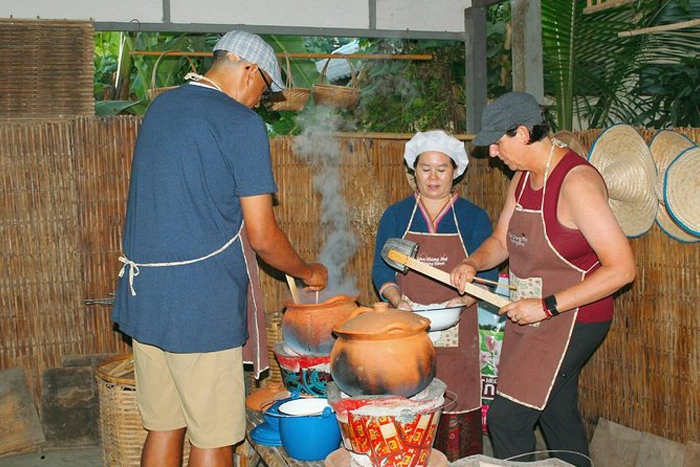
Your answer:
[281,294,359,355]
[330,302,436,398]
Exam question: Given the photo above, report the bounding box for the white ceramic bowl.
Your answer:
[278,398,332,417]
[413,305,464,331]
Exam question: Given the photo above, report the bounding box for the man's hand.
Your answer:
[302,263,328,290]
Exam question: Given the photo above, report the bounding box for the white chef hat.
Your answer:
[403,130,469,178]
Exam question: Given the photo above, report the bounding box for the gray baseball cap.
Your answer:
[214,30,284,92]
[472,92,544,146]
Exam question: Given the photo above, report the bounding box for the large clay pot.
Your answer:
[281,294,359,355]
[330,302,436,398]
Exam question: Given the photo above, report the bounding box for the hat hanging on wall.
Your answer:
[553,130,588,158]
[649,130,699,243]
[664,146,700,237]
[587,124,658,238]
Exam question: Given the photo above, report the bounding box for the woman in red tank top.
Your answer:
[450,92,636,467]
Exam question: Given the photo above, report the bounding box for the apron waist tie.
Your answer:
[119,224,244,296]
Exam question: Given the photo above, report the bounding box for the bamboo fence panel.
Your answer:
[74,116,141,355]
[1,117,699,446]
[0,19,94,120]
[0,120,85,402]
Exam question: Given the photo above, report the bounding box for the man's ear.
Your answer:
[518,126,531,142]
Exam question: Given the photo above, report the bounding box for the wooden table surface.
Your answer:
[245,409,327,467]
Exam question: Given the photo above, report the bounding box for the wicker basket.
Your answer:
[265,53,311,112]
[96,354,191,466]
[147,51,198,101]
[312,58,360,109]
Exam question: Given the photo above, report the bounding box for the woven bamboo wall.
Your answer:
[1,120,85,401]
[575,127,700,443]
[0,117,698,446]
[0,19,95,120]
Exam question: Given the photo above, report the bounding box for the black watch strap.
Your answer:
[544,294,560,316]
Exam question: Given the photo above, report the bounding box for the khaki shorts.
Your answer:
[132,339,246,448]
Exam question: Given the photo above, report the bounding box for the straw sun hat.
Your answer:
[587,124,658,238]
[649,130,699,243]
[553,130,588,158]
[664,146,700,238]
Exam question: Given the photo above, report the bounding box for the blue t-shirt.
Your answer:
[372,195,498,295]
[112,83,277,353]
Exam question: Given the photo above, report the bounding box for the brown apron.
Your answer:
[240,228,270,379]
[396,195,481,414]
[500,152,596,410]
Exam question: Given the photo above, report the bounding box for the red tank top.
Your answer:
[515,150,613,322]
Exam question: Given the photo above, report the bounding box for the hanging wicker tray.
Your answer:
[266,53,311,112]
[312,58,360,109]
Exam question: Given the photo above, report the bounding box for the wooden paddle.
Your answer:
[386,249,511,308]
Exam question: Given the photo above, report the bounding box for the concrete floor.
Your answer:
[0,447,102,467]
[0,434,521,467]
[0,437,495,467]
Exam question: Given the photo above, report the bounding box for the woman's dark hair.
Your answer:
[504,123,550,145]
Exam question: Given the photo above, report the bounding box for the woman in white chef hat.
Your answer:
[372,130,498,460]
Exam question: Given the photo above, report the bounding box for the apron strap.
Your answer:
[119,222,245,296]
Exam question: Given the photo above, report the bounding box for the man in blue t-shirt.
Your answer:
[112,30,327,467]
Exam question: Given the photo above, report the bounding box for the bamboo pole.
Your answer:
[583,0,636,15]
[293,131,476,141]
[618,18,700,37]
[131,51,433,60]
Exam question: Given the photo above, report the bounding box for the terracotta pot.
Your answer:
[281,294,359,355]
[330,302,436,398]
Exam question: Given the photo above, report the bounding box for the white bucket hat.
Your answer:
[664,146,700,237]
[404,130,469,178]
[587,124,658,238]
[649,130,699,243]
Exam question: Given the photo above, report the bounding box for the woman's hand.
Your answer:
[498,298,550,325]
[450,260,478,295]
[394,299,413,311]
[446,295,476,308]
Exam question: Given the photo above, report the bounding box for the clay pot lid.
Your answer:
[333,302,430,338]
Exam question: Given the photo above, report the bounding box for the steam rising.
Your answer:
[293,105,359,300]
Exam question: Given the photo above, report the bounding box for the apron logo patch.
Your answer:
[508,231,528,247]
[418,253,449,268]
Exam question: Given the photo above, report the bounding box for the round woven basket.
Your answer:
[96,354,191,466]
[266,53,311,112]
[147,51,198,101]
[312,58,359,109]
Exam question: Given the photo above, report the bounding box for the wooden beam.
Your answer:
[294,132,475,141]
[465,5,488,136]
[618,18,700,37]
[131,51,433,60]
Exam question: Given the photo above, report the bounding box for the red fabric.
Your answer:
[514,151,613,323]
[433,410,483,461]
